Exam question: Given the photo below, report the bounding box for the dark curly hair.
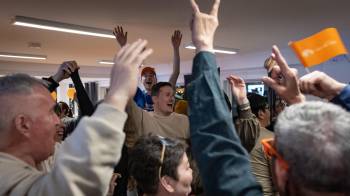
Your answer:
[129,135,186,194]
[247,92,269,117]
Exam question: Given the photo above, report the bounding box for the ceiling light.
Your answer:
[185,43,239,54]
[98,60,114,65]
[0,52,46,60]
[12,16,114,39]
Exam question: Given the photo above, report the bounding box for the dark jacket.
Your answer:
[187,51,262,195]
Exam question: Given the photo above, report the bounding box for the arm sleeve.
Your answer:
[330,84,350,112]
[234,105,260,153]
[71,70,94,116]
[41,77,59,92]
[187,51,262,196]
[124,99,145,146]
[28,103,127,196]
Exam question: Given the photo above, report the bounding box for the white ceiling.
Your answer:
[0,0,349,76]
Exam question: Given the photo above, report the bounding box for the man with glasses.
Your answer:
[262,101,350,195]
[129,135,193,196]
[228,76,276,195]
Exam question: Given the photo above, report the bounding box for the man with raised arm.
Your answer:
[114,26,182,111]
[187,0,262,195]
[0,39,153,196]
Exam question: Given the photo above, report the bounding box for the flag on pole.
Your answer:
[290,28,348,67]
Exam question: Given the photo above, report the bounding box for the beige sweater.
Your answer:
[125,101,189,147]
[0,103,127,196]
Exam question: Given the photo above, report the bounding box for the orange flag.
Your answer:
[290,28,348,67]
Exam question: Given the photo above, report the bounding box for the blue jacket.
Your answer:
[188,51,262,195]
[331,84,350,112]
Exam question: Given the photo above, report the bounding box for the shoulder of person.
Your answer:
[260,127,274,138]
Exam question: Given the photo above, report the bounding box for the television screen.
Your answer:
[246,83,265,96]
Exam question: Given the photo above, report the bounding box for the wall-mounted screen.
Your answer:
[246,83,265,96]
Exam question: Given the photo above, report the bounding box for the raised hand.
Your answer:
[113,26,128,47]
[52,61,80,83]
[262,45,305,105]
[227,75,248,105]
[171,30,182,49]
[299,71,346,100]
[105,39,153,111]
[190,0,220,53]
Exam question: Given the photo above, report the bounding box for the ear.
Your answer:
[159,176,175,193]
[152,95,158,104]
[273,159,288,194]
[14,114,32,137]
[257,109,265,120]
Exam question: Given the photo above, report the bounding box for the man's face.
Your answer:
[27,86,61,162]
[154,86,175,115]
[259,104,271,127]
[142,71,157,92]
[170,153,193,196]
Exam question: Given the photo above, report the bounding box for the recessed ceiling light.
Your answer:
[12,16,114,39]
[0,52,47,60]
[98,60,114,65]
[185,43,239,54]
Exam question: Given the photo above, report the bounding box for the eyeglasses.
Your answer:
[261,138,289,170]
[157,135,176,179]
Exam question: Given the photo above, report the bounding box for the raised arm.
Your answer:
[113,26,128,47]
[67,61,94,116]
[27,40,153,196]
[42,61,77,92]
[188,0,261,195]
[299,71,350,111]
[227,75,260,153]
[168,30,182,88]
[261,46,305,105]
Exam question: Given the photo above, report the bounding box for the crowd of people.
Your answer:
[1,0,350,195]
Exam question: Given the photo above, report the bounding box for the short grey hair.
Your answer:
[0,74,45,131]
[0,73,44,95]
[275,101,350,192]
